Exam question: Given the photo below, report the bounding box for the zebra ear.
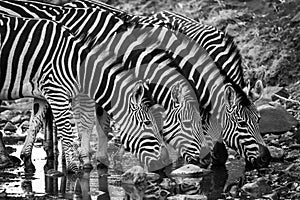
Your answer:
[224,85,236,108]
[171,82,181,103]
[251,80,264,102]
[149,104,166,131]
[131,81,144,105]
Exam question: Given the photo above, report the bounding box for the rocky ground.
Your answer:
[0,0,300,199]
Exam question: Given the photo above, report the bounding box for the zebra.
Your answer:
[0,13,180,173]
[63,0,271,169]
[0,0,212,171]
[69,14,268,170]
[0,0,125,171]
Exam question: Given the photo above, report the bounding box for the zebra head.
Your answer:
[162,82,210,167]
[222,80,271,169]
[123,81,171,171]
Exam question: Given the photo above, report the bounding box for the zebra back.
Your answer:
[0,0,125,50]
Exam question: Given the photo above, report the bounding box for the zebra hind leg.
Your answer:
[20,99,48,173]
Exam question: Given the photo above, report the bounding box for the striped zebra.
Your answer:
[0,13,180,173]
[0,0,211,171]
[0,0,125,171]
[63,0,271,169]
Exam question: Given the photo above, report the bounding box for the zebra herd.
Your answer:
[0,0,271,174]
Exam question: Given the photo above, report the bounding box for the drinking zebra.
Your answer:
[63,0,271,169]
[0,0,210,172]
[0,13,174,172]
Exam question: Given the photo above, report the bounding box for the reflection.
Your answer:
[21,179,34,198]
[201,165,228,199]
[97,165,110,200]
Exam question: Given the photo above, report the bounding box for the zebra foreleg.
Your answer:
[44,91,80,173]
[95,105,111,168]
[21,99,48,173]
[72,95,95,170]
[43,105,56,172]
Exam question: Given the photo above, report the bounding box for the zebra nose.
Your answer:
[246,143,271,170]
[257,143,271,167]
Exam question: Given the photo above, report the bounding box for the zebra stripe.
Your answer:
[0,0,212,168]
[0,13,170,172]
[64,0,270,168]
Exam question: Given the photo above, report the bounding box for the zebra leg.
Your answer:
[20,98,48,173]
[43,105,56,172]
[44,91,80,173]
[95,105,110,168]
[72,95,95,170]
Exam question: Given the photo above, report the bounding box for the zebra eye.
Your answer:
[144,120,152,126]
[239,121,248,127]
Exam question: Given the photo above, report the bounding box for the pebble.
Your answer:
[241,177,272,198]
[268,146,285,159]
[3,122,17,132]
[121,166,146,185]
[170,164,211,177]
[258,102,299,134]
[167,194,207,200]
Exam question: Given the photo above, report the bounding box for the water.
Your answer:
[0,142,245,200]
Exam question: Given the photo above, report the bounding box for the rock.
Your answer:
[45,169,65,177]
[121,166,146,185]
[145,172,160,182]
[268,146,285,159]
[0,110,15,121]
[167,194,207,200]
[0,189,6,197]
[20,120,29,131]
[291,11,300,23]
[122,183,146,200]
[285,150,300,161]
[10,115,22,124]
[3,122,17,133]
[293,129,300,143]
[258,103,299,134]
[160,178,175,190]
[263,192,279,200]
[241,177,272,198]
[170,164,211,177]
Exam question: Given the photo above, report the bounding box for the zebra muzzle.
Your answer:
[246,143,271,170]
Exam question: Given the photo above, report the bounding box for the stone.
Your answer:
[3,122,17,132]
[167,194,207,200]
[258,102,299,134]
[10,115,22,124]
[45,169,65,177]
[0,110,15,121]
[241,177,272,198]
[121,166,146,185]
[268,146,285,159]
[170,164,211,177]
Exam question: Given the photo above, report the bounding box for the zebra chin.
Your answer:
[245,143,271,170]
